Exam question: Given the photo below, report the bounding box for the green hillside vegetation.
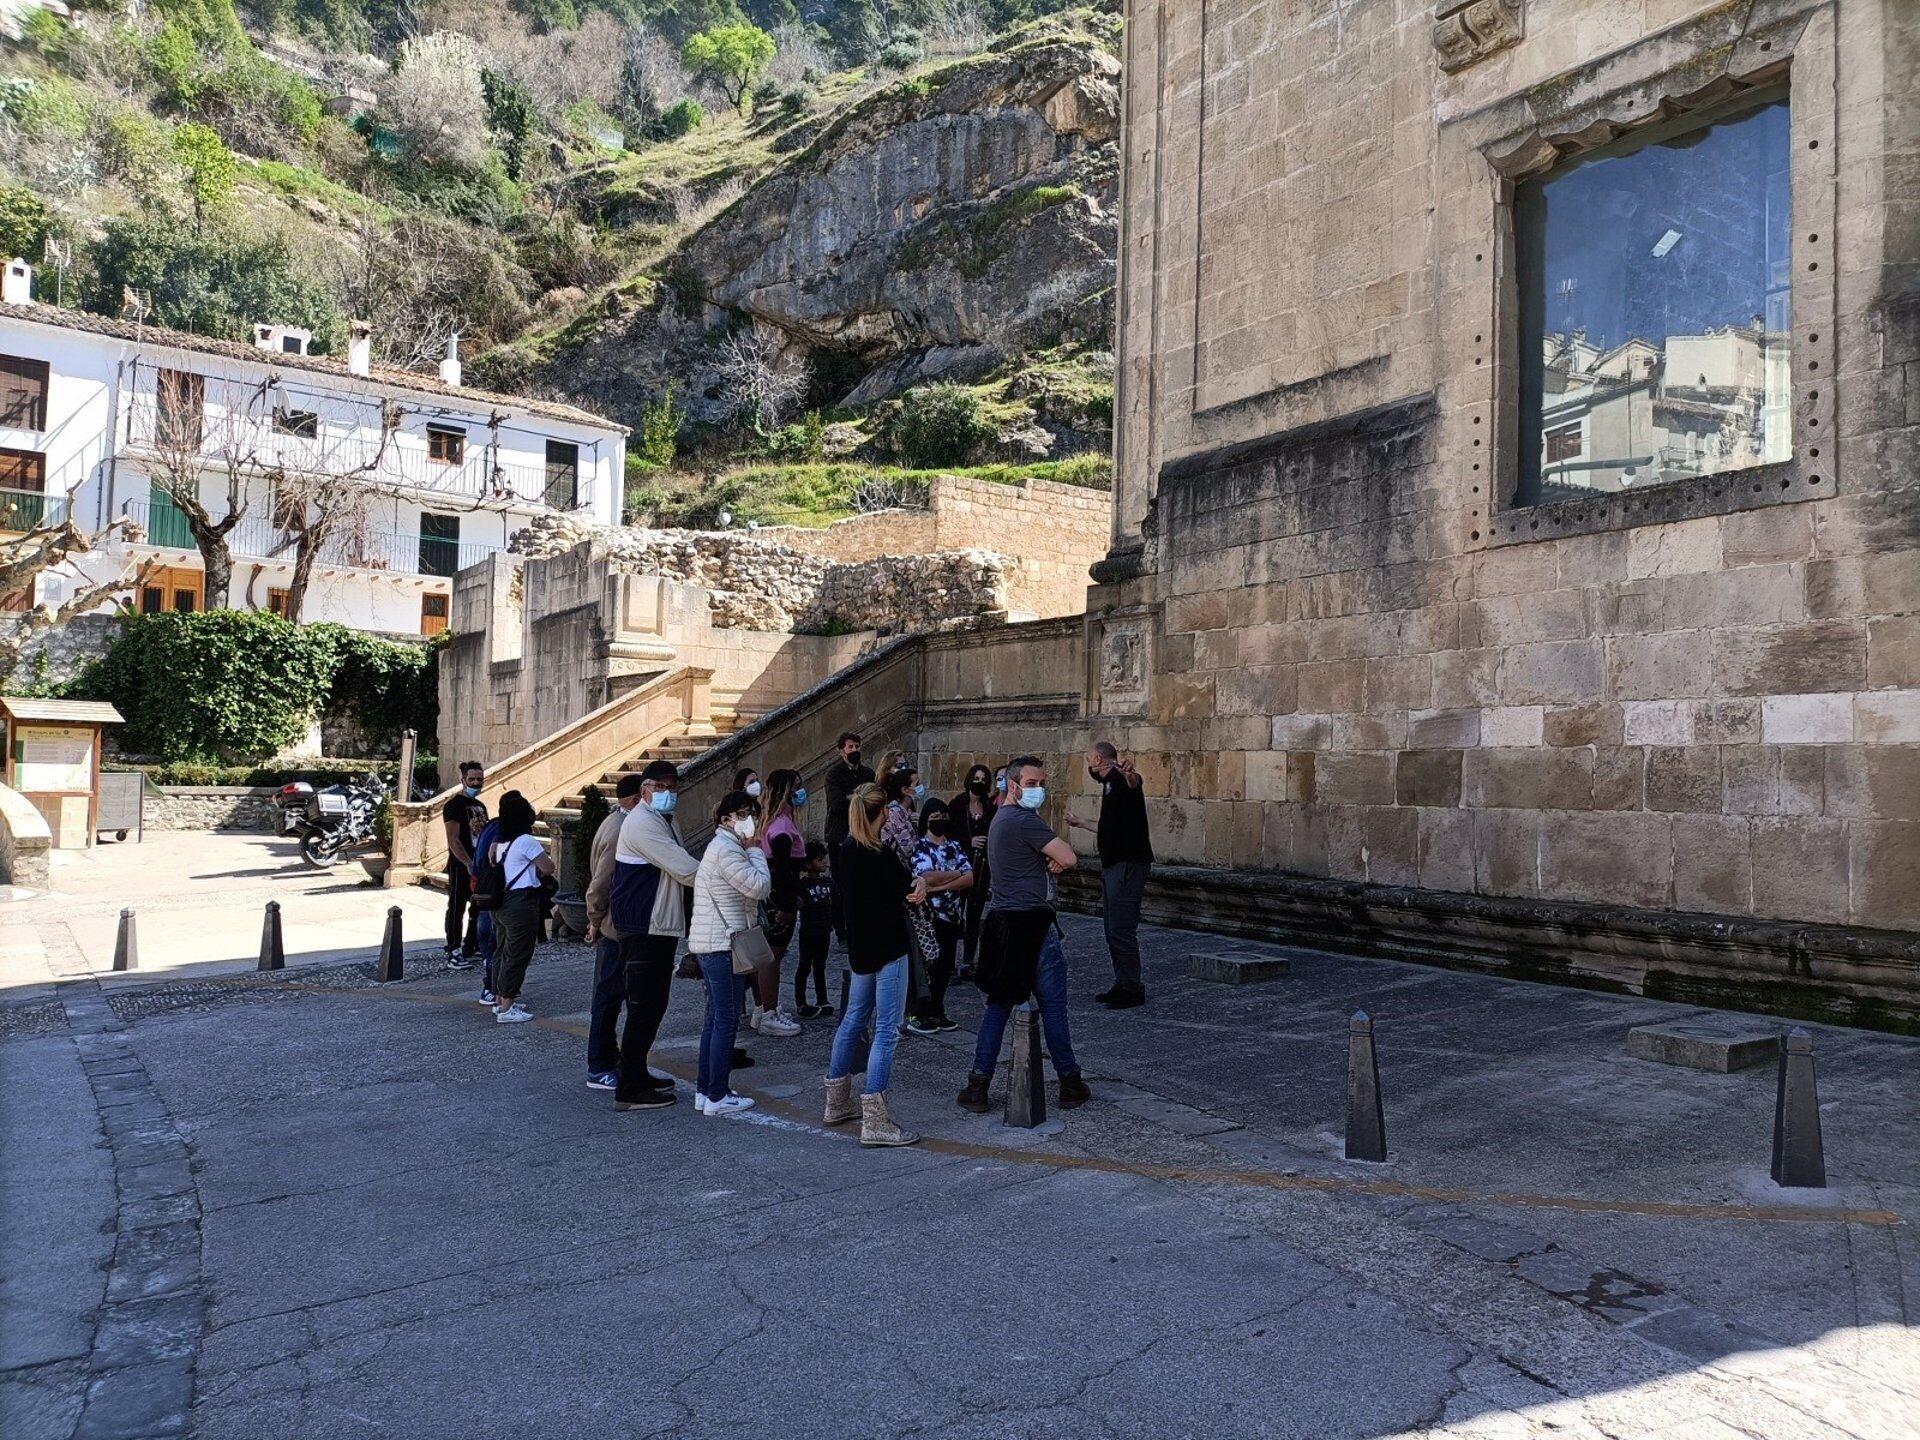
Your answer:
[1,0,1114,529]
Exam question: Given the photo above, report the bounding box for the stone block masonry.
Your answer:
[144,787,279,832]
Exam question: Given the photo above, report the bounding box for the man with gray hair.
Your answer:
[1066,740,1153,1009]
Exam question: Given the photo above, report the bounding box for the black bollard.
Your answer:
[1344,1010,1387,1162]
[257,900,285,972]
[112,907,138,972]
[1004,1004,1047,1129]
[1770,1027,1826,1188]
[376,906,404,983]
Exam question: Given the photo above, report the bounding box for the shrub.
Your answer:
[765,411,825,462]
[633,389,680,471]
[145,22,204,106]
[18,6,76,62]
[95,110,177,202]
[877,39,924,71]
[172,123,238,227]
[573,784,608,883]
[778,83,811,114]
[69,613,440,763]
[646,96,704,141]
[891,383,996,468]
[276,74,324,144]
[0,186,53,263]
[84,218,345,350]
[4,76,88,139]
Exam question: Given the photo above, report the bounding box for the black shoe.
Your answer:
[933,1014,960,1033]
[614,1091,675,1110]
[1059,1072,1092,1108]
[1104,988,1147,1010]
[1093,985,1118,1004]
[905,1014,939,1036]
[732,1048,755,1069]
[957,1073,991,1113]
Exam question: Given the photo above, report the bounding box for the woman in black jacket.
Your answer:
[822,783,927,1147]
[948,764,995,976]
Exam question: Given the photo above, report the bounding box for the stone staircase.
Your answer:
[533,706,756,839]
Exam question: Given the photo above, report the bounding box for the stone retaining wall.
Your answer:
[0,781,52,887]
[144,786,280,832]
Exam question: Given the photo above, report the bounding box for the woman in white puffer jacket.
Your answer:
[688,789,773,1116]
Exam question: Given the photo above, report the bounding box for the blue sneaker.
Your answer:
[477,989,496,1006]
[586,1071,617,1091]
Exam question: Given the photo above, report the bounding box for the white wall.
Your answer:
[0,309,627,629]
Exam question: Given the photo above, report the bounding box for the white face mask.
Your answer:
[732,816,757,841]
[745,781,762,799]
[1018,785,1046,811]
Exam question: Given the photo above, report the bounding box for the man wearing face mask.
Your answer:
[823,731,874,938]
[605,760,702,1110]
[958,755,1091,1113]
[581,772,645,1089]
[442,761,487,968]
[1065,740,1154,1009]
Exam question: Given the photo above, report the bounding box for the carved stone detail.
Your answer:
[1434,0,1523,74]
[1098,615,1151,715]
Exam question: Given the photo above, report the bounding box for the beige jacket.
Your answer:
[616,803,701,938]
[583,806,630,940]
[687,827,772,954]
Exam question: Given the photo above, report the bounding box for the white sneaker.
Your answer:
[746,1004,763,1033]
[705,1092,755,1116]
[756,1010,801,1037]
[495,1004,533,1025]
[693,1093,710,1114]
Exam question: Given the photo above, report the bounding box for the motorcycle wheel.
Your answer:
[299,830,343,868]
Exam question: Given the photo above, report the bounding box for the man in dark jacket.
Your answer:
[1066,740,1153,1009]
[823,731,873,936]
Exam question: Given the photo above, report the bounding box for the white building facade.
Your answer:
[0,259,627,637]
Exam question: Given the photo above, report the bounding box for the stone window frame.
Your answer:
[1438,5,1837,551]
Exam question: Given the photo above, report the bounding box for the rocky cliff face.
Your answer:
[502,15,1120,427]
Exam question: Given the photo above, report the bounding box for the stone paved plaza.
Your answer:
[2,839,1914,1439]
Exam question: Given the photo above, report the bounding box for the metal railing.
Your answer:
[121,395,588,511]
[120,498,506,576]
[0,487,68,532]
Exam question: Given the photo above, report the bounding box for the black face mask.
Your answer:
[845,750,862,768]
[926,821,950,839]
[968,779,989,796]
[1090,766,1105,783]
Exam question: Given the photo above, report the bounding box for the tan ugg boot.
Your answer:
[823,1074,858,1127]
[860,1091,919,1148]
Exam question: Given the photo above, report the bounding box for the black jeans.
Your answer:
[444,862,477,953]
[1101,860,1151,992]
[960,884,987,974]
[586,936,624,1074]
[615,932,679,1102]
[794,929,830,1008]
[913,917,960,1020]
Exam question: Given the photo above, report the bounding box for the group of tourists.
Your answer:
[437,730,1155,1148]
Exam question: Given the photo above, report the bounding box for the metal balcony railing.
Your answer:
[121,395,587,511]
[0,487,68,532]
[120,498,506,577]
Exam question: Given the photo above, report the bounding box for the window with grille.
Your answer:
[427,425,466,465]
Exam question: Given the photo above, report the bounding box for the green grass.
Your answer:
[624,455,1111,530]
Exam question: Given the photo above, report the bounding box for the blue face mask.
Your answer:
[1018,785,1046,811]
[649,790,677,814]
[462,785,480,798]
[995,775,1007,793]
[913,783,926,801]
[792,787,807,807]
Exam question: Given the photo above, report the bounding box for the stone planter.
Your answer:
[360,854,392,884]
[550,892,589,941]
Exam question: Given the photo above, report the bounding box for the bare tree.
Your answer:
[271,395,410,622]
[380,32,490,173]
[767,24,831,84]
[714,327,810,433]
[925,0,992,56]
[139,368,263,611]
[0,510,154,680]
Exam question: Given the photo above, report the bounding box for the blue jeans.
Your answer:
[586,936,624,1074]
[695,951,741,1102]
[827,956,908,1093]
[972,932,1079,1079]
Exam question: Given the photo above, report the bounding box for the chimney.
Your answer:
[347,320,372,378]
[2,259,31,306]
[438,332,462,388]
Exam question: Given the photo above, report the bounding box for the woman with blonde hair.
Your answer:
[822,782,926,1146]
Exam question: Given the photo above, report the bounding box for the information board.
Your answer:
[13,725,94,793]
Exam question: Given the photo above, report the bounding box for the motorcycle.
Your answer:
[293,774,386,868]
[275,780,314,835]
